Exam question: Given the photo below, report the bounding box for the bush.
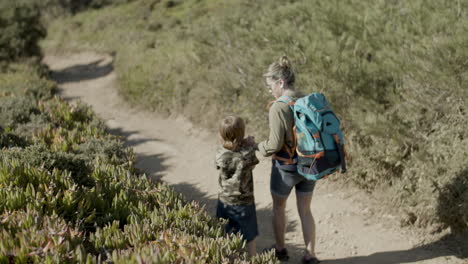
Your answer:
[1,145,94,187]
[75,137,134,168]
[0,60,57,99]
[0,130,28,149]
[0,2,46,62]
[0,96,42,129]
[0,209,89,263]
[0,156,276,263]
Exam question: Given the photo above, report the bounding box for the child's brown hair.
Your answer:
[219,116,245,151]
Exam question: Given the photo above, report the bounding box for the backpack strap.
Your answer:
[333,134,347,173]
[266,95,295,109]
[276,95,295,106]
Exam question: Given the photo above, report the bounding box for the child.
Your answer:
[215,116,259,256]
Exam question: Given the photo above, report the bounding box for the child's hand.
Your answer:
[243,136,256,147]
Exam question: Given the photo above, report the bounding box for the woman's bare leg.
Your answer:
[272,193,288,250]
[296,192,317,259]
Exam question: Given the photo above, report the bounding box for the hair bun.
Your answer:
[279,56,291,69]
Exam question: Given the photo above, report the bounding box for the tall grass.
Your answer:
[44,0,468,233]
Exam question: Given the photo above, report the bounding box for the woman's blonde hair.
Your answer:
[219,116,245,151]
[263,56,295,87]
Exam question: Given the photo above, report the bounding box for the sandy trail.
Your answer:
[44,52,463,264]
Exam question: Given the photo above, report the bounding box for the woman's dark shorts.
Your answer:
[216,200,258,242]
[270,161,316,197]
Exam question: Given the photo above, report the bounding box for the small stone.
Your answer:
[333,230,339,234]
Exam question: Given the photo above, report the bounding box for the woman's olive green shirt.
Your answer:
[258,90,300,157]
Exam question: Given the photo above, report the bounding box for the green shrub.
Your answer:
[108,230,275,264]
[0,157,276,263]
[0,96,41,129]
[41,98,98,130]
[75,137,135,168]
[0,209,89,263]
[0,60,57,99]
[0,130,28,148]
[1,145,93,187]
[0,2,46,62]
[0,94,107,149]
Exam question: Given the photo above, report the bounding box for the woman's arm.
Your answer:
[257,103,286,157]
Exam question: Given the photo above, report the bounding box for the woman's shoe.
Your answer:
[302,256,321,264]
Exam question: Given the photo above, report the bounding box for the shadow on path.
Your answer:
[105,127,170,181]
[50,59,114,84]
[135,153,170,182]
[324,233,467,264]
[107,127,161,148]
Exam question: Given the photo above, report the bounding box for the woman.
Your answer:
[257,56,319,264]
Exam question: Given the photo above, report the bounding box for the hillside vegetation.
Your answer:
[44,0,468,234]
[0,2,276,262]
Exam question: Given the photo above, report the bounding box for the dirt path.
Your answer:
[44,52,464,264]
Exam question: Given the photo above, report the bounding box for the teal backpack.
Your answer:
[276,93,347,180]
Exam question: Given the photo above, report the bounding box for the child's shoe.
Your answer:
[263,245,289,261]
